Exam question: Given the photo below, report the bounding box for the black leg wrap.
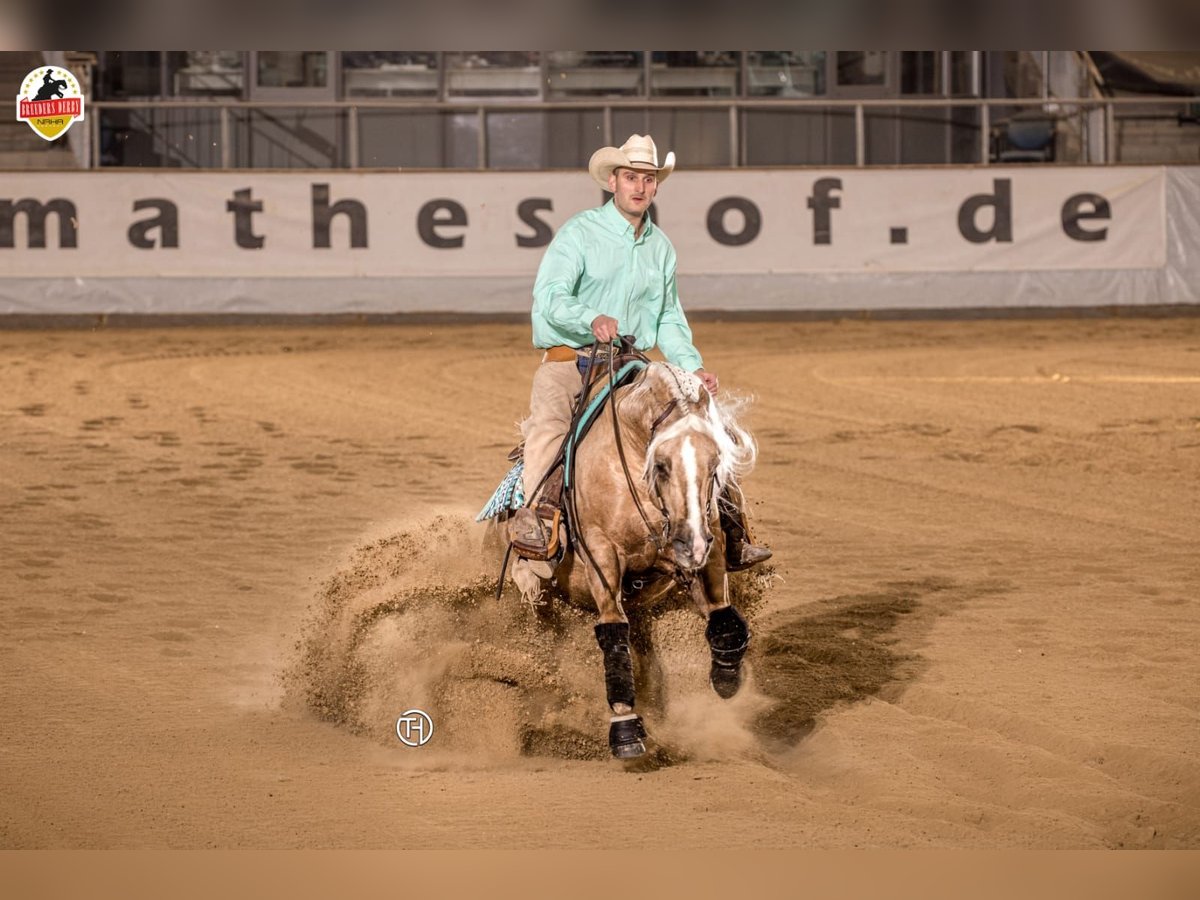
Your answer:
[705,606,750,699]
[594,622,636,711]
[608,715,647,759]
[706,606,750,663]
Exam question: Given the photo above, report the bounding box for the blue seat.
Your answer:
[996,116,1056,163]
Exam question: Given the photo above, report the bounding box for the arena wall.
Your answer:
[1,166,1197,314]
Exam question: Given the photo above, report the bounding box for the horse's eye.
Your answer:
[655,460,670,478]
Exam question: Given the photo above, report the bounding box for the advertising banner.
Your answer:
[0,167,1168,279]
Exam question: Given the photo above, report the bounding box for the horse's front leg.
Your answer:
[689,546,751,700]
[585,540,646,759]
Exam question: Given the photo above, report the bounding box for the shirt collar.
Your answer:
[601,198,653,242]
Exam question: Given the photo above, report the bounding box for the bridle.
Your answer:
[573,341,718,595]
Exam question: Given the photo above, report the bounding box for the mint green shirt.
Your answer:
[531,199,703,372]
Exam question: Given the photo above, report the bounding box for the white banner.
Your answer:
[0,167,1167,279]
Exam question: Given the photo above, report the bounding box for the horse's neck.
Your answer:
[612,385,656,449]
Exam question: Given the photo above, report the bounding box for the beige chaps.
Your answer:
[519,359,581,501]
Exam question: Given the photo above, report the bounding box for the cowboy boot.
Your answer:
[718,487,772,572]
[507,508,556,579]
[508,506,549,553]
[508,460,567,579]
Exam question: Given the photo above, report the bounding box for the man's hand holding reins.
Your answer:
[591,314,620,344]
[695,369,718,395]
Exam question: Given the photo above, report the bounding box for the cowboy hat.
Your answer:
[588,134,675,190]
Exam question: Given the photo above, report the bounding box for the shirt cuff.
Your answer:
[672,351,703,372]
[574,305,602,335]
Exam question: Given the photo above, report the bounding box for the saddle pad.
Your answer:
[476,459,526,521]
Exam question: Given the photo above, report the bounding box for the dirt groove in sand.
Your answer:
[0,317,1198,848]
[289,514,1001,770]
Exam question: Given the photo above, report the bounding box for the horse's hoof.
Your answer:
[710,662,742,699]
[609,714,647,759]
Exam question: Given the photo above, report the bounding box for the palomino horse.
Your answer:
[511,357,758,759]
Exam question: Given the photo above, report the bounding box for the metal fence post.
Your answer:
[478,107,487,168]
[980,102,990,165]
[219,106,231,169]
[89,109,99,169]
[1105,101,1115,164]
[855,103,865,166]
[728,105,738,167]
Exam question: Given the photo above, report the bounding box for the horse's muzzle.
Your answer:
[670,527,713,570]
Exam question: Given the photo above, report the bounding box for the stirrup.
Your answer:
[509,506,562,561]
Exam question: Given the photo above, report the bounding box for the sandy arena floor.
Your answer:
[1,316,1197,849]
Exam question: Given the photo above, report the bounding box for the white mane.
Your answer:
[638,363,757,488]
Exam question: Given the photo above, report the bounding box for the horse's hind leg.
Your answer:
[691,564,750,700]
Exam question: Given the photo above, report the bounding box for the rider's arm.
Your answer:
[655,248,704,373]
[531,222,600,338]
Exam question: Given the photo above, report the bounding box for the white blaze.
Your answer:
[682,436,705,561]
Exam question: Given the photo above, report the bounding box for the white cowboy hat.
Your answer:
[588,134,675,190]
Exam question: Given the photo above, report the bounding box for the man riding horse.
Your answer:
[509,133,771,583]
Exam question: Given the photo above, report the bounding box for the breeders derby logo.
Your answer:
[16,66,85,140]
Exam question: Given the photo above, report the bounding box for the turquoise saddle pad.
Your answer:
[476,459,525,522]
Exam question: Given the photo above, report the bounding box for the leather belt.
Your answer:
[542,345,580,363]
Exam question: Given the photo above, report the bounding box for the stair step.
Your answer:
[0,134,72,151]
[0,150,80,169]
[2,53,50,80]
[0,134,69,148]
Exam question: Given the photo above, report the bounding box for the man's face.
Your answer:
[608,166,658,225]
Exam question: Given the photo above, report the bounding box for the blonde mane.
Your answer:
[633,363,757,489]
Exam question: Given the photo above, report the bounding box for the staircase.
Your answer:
[1,51,81,170]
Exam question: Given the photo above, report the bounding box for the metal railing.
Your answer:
[86,95,1200,170]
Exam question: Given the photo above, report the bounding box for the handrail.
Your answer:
[83,95,1200,170]
[89,96,1200,111]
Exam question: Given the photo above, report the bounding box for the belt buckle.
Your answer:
[577,349,612,377]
